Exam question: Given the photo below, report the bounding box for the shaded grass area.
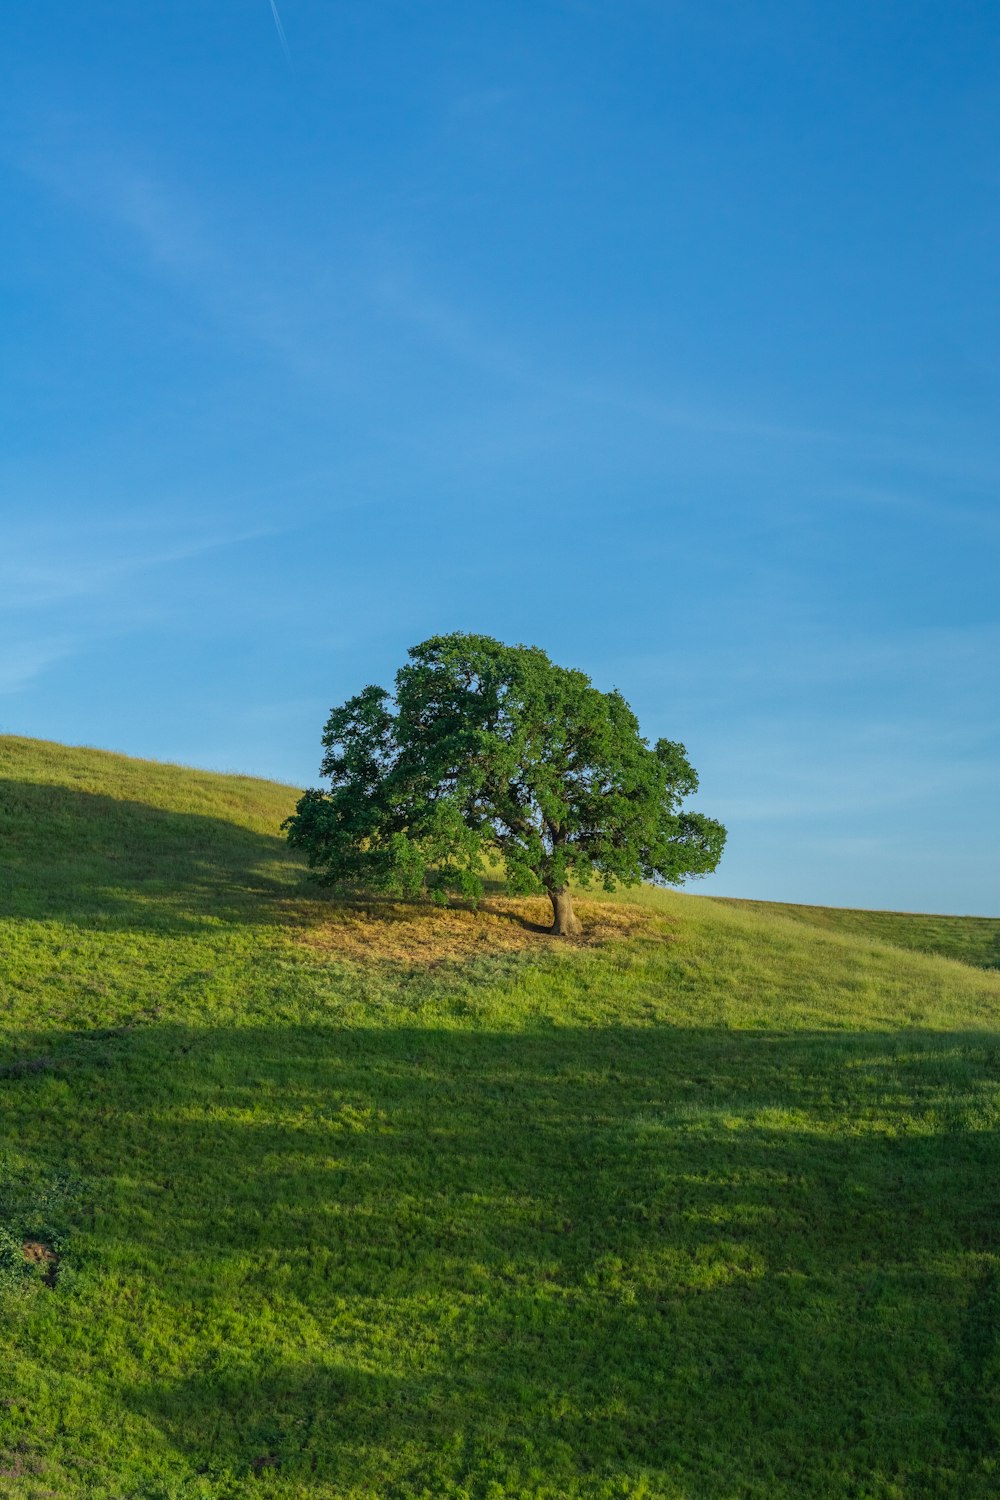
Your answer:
[0,735,300,936]
[3,1017,1000,1499]
[717,899,1000,971]
[1,735,1000,1497]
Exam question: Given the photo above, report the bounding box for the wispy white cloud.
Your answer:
[10,124,326,374]
[0,519,284,703]
[822,481,1000,536]
[592,620,1000,835]
[371,263,531,385]
[370,253,841,447]
[0,523,278,612]
[13,111,1000,513]
[0,639,76,695]
[268,0,292,68]
[601,620,1000,700]
[710,748,998,824]
[16,127,209,271]
[10,115,861,457]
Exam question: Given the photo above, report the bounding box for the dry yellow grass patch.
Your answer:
[283,893,653,966]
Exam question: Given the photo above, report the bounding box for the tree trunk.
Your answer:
[548,887,581,937]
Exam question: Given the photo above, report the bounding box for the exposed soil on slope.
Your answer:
[21,1241,59,1287]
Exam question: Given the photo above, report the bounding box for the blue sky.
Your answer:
[2,1,998,914]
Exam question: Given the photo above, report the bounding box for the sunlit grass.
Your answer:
[717,897,1000,972]
[1,734,999,1498]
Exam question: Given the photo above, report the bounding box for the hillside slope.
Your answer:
[718,896,1000,971]
[1,735,999,1500]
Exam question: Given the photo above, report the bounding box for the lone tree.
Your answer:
[285,633,726,936]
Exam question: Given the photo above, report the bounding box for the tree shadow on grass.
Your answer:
[0,778,301,934]
[0,780,644,957]
[2,1021,1000,1495]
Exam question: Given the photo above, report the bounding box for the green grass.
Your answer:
[717,898,1000,971]
[1,733,999,1499]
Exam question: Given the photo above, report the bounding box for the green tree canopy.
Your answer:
[285,633,726,934]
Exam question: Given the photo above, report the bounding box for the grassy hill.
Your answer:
[1,734,999,1500]
[718,897,1000,972]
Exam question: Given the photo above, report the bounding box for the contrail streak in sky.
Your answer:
[269,0,292,67]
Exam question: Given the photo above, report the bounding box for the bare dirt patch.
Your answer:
[21,1240,59,1288]
[284,894,652,966]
